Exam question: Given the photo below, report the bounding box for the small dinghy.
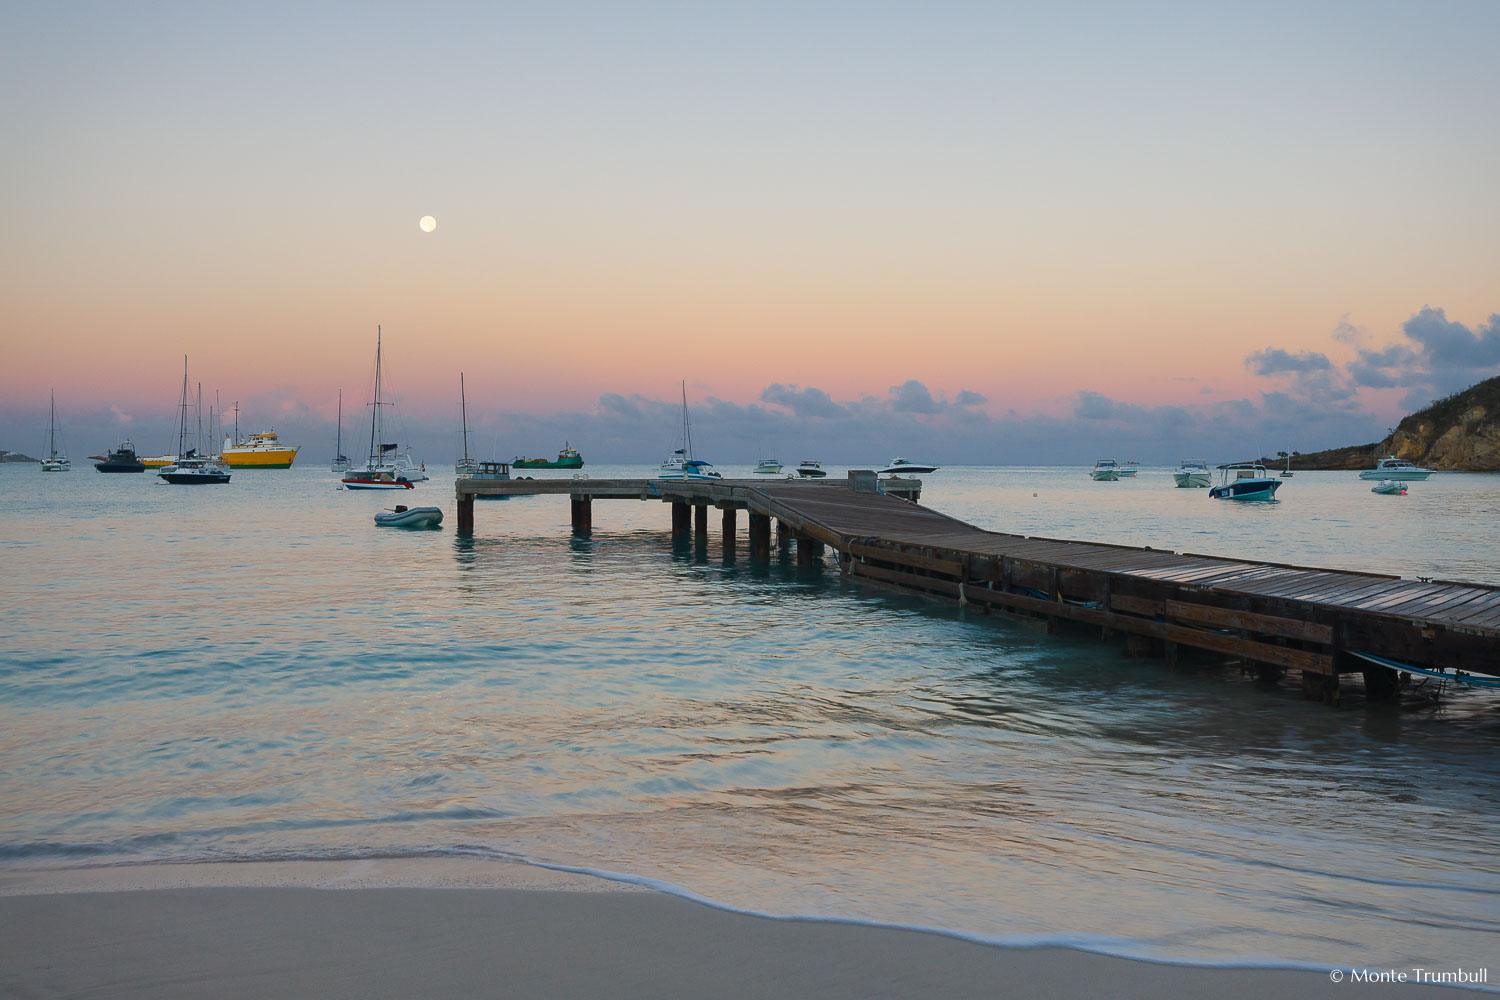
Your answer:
[374,504,444,528]
[1370,480,1407,496]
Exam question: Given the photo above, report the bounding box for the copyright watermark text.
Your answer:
[1330,967,1488,985]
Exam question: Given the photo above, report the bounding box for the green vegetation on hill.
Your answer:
[1281,374,1500,471]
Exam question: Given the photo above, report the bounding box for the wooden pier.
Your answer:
[456,474,1500,705]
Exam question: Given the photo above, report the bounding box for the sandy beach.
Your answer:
[0,860,1468,999]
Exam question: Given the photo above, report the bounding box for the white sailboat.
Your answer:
[40,389,70,471]
[456,373,510,487]
[657,380,721,481]
[342,327,415,490]
[159,359,231,484]
[330,389,349,473]
[456,373,479,474]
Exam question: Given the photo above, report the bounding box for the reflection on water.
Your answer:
[2,464,1498,969]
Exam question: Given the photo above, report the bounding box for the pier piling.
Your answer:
[672,501,691,540]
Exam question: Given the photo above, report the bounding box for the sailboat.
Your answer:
[40,389,70,471]
[657,380,721,481]
[159,359,231,484]
[330,390,350,473]
[456,373,510,487]
[456,373,479,474]
[342,327,415,490]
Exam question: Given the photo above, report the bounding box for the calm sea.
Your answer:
[3,462,1498,971]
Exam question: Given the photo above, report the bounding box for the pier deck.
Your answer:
[456,475,1500,702]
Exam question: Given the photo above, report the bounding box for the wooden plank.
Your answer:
[1163,600,1333,644]
[1380,587,1495,619]
[1111,594,1162,617]
[846,542,963,577]
[1350,583,1452,612]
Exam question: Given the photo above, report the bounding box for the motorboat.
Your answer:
[794,460,827,478]
[95,440,146,473]
[344,327,418,490]
[1358,457,1432,481]
[879,457,938,475]
[657,381,722,481]
[40,390,70,471]
[1090,459,1121,481]
[1118,461,1139,478]
[1370,480,1407,495]
[158,358,232,485]
[1173,458,1211,488]
[460,460,512,494]
[1208,463,1281,501]
[219,402,299,468]
[374,504,444,528]
[754,458,783,474]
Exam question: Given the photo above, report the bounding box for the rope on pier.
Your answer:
[1347,650,1500,689]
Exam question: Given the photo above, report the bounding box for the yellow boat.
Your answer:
[220,430,300,468]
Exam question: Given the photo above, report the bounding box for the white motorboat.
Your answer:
[657,381,722,481]
[1359,457,1432,481]
[1118,462,1138,478]
[794,460,827,478]
[374,504,444,528]
[1370,479,1408,495]
[40,390,70,471]
[1173,458,1211,488]
[880,457,938,475]
[1090,459,1121,481]
[1208,463,1281,501]
[344,327,417,490]
[754,458,782,474]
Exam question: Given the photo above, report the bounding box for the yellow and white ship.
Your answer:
[220,430,300,468]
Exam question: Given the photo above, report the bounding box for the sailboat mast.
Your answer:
[681,380,693,461]
[196,383,203,458]
[177,356,190,460]
[336,389,342,456]
[48,389,56,458]
[368,326,382,464]
[461,372,470,464]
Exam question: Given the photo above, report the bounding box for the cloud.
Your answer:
[955,389,987,407]
[888,379,944,414]
[1245,348,1333,376]
[1401,306,1500,370]
[109,405,133,426]
[1074,390,1120,420]
[759,383,848,419]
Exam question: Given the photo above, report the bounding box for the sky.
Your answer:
[3,1,1498,464]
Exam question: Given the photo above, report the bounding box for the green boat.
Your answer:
[513,443,584,469]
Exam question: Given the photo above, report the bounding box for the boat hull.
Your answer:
[1371,480,1408,495]
[40,461,71,472]
[375,506,443,528]
[1358,469,1431,481]
[95,462,146,473]
[1173,472,1210,488]
[1209,479,1280,500]
[513,457,584,469]
[159,471,231,484]
[343,479,414,490]
[1090,471,1119,481]
[221,448,299,469]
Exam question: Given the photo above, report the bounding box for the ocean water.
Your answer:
[3,462,1499,972]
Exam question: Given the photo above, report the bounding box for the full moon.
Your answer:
[419,215,437,233]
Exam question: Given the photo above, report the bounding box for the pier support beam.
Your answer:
[776,519,793,554]
[721,508,737,560]
[748,513,771,561]
[457,494,474,533]
[671,501,691,540]
[570,495,592,534]
[693,503,708,549]
[796,533,824,568]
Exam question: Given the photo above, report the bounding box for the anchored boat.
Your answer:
[158,358,231,485]
[1090,459,1121,481]
[879,457,938,475]
[514,444,584,469]
[342,327,416,490]
[794,460,827,478]
[1173,458,1211,488]
[374,504,443,528]
[41,390,70,471]
[1208,463,1280,501]
[657,381,721,481]
[94,440,146,473]
[1359,457,1432,481]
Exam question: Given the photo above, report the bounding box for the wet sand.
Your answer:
[0,861,1462,999]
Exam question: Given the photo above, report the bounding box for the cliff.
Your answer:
[1281,375,1500,471]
